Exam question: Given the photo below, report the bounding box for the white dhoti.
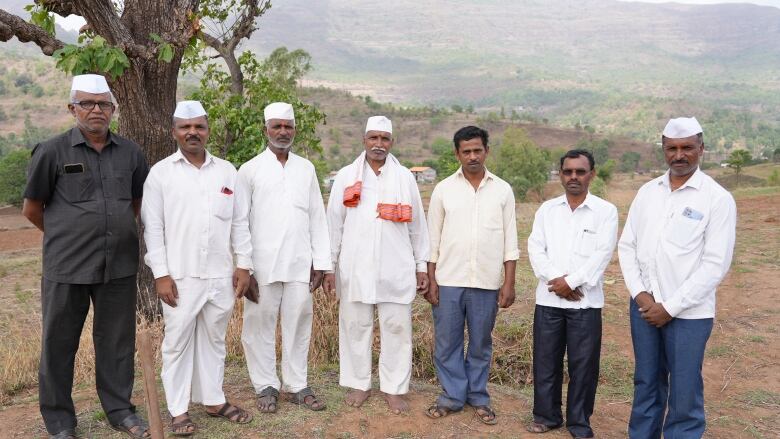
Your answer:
[160,277,235,417]
[338,300,412,395]
[242,281,312,393]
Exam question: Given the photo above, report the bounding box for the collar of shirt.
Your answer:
[454,166,495,189]
[171,148,216,168]
[69,126,117,149]
[658,168,705,191]
[554,191,595,211]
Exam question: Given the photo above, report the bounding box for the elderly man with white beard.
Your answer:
[238,102,332,414]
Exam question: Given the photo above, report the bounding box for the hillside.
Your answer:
[0,53,655,172]
[247,0,780,151]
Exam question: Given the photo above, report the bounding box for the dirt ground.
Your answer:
[0,181,777,438]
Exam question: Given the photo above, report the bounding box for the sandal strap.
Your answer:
[259,386,279,398]
[475,405,496,418]
[294,386,315,402]
[217,402,237,417]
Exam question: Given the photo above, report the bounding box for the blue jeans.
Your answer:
[629,299,713,439]
[432,286,498,410]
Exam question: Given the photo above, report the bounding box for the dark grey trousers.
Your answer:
[39,275,137,434]
[533,305,602,439]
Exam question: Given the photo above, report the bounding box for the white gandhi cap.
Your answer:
[264,102,295,122]
[663,117,703,139]
[173,100,207,119]
[70,74,110,94]
[365,116,392,134]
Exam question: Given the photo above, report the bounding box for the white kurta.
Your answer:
[527,193,618,309]
[236,148,331,285]
[618,169,736,319]
[327,157,429,304]
[236,148,331,394]
[141,149,252,416]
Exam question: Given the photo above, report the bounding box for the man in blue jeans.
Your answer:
[424,126,519,425]
[618,117,737,438]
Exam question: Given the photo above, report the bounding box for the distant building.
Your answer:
[409,166,437,183]
[323,171,338,189]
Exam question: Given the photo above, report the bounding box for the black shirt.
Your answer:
[24,127,150,284]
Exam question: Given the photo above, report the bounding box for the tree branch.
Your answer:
[38,0,80,18]
[0,9,65,55]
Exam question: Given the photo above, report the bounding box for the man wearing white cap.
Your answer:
[323,116,430,414]
[238,102,331,413]
[141,100,253,435]
[22,74,150,438]
[618,117,736,438]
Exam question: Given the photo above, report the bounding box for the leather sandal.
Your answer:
[286,386,326,411]
[257,386,279,414]
[206,401,253,424]
[110,413,150,438]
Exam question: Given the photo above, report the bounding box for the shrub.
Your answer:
[0,149,31,207]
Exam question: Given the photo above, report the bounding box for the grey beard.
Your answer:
[268,138,293,150]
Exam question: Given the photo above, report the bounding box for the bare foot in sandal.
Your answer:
[257,386,279,413]
[205,401,253,424]
[170,413,196,437]
[383,392,409,414]
[473,405,498,425]
[425,403,460,419]
[344,388,371,407]
[526,421,562,433]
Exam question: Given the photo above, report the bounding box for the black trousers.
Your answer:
[39,275,137,434]
[533,305,602,438]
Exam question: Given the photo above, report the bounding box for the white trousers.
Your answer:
[160,277,234,417]
[242,281,312,393]
[339,300,412,395]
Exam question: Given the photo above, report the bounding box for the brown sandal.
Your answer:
[170,413,196,437]
[207,402,253,424]
[286,386,326,411]
[473,405,498,425]
[425,404,461,419]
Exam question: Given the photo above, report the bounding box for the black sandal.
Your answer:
[257,386,279,413]
[286,386,326,411]
[170,413,196,437]
[110,413,150,438]
[206,401,253,424]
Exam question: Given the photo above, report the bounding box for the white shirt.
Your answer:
[236,148,331,285]
[618,169,736,319]
[527,192,618,309]
[327,159,429,304]
[427,168,520,290]
[142,149,252,280]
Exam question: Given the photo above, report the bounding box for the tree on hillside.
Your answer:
[490,127,549,201]
[619,151,641,173]
[430,136,459,179]
[726,149,752,186]
[575,137,612,165]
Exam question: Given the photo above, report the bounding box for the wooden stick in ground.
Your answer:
[138,327,164,439]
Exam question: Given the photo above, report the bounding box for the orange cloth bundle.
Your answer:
[343,181,362,207]
[377,203,413,223]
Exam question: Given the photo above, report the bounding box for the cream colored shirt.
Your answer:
[427,167,520,290]
[528,193,618,309]
[142,149,252,280]
[327,157,429,304]
[236,148,332,285]
[618,169,736,319]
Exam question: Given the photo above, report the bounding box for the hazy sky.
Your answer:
[621,0,780,6]
[38,0,777,31]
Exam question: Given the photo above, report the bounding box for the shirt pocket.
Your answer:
[212,192,234,221]
[112,169,133,200]
[666,213,705,250]
[577,227,598,255]
[59,172,96,203]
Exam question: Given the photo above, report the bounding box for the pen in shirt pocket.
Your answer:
[583,228,596,234]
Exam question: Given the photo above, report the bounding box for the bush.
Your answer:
[490,127,549,201]
[589,175,607,198]
[0,149,31,207]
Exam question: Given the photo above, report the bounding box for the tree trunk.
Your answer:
[106,5,189,320]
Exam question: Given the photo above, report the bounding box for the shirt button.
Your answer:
[107,232,113,236]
